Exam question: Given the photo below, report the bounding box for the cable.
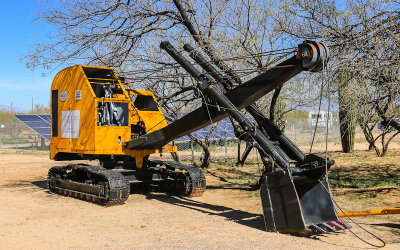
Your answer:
[309,74,325,154]
[324,57,329,173]
[320,60,386,248]
[123,64,288,81]
[122,48,295,75]
[318,179,386,248]
[195,86,214,125]
[121,47,297,82]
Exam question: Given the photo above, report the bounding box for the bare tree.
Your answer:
[357,67,400,156]
[274,0,400,155]
[26,0,328,166]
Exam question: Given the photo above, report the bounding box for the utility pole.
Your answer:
[10,101,13,114]
[32,97,34,113]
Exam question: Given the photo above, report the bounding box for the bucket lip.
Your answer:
[260,171,343,236]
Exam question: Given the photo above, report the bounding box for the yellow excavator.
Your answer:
[47,40,347,235]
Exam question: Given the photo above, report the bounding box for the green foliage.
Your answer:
[285,110,309,119]
[0,111,15,123]
[273,98,287,131]
[345,193,385,202]
[30,104,51,114]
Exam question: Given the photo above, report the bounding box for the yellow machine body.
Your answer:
[50,65,176,167]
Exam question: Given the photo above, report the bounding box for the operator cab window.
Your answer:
[82,67,124,98]
[130,95,159,111]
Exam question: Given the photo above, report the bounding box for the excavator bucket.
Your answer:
[260,170,347,235]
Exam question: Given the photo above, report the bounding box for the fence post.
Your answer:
[190,140,194,163]
[294,118,297,145]
[224,137,227,163]
[237,139,241,163]
[15,117,19,151]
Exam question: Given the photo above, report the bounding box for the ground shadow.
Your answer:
[370,222,400,229]
[0,179,50,194]
[28,178,265,227]
[205,184,257,191]
[1,180,42,190]
[144,192,265,231]
[18,179,400,248]
[32,180,49,190]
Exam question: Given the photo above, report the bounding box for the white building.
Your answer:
[309,111,333,128]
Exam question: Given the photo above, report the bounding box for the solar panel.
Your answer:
[13,113,252,143]
[174,117,253,142]
[14,114,51,141]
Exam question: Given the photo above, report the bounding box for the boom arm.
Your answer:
[124,41,328,151]
[183,44,305,162]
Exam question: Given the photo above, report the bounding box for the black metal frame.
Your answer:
[141,40,342,235]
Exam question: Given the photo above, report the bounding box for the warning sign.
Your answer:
[75,90,82,100]
[61,110,80,138]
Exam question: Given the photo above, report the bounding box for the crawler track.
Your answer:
[47,164,130,205]
[47,161,206,205]
[148,160,206,197]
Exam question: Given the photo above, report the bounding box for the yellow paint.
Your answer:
[50,65,176,166]
[339,207,400,217]
[126,89,169,133]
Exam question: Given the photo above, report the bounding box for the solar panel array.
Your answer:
[14,115,51,141]
[13,115,247,143]
[175,117,245,142]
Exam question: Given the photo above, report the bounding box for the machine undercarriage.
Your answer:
[48,161,206,205]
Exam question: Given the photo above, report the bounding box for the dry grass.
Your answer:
[196,148,400,210]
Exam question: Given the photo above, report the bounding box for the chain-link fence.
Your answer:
[173,117,341,163]
[1,115,340,160]
[0,114,49,150]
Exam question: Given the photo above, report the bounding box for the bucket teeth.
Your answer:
[309,224,326,234]
[308,220,352,234]
[320,222,336,231]
[337,220,351,229]
[328,221,345,230]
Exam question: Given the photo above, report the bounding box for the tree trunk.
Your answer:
[269,87,282,122]
[368,142,374,151]
[236,141,253,167]
[188,123,218,168]
[339,109,356,153]
[338,72,357,153]
[170,152,180,162]
[199,148,211,168]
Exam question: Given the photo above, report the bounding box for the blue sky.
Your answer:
[0,1,59,112]
[0,0,340,113]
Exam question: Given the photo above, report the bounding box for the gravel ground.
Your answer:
[0,151,398,249]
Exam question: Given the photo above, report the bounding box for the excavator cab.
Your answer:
[126,89,168,137]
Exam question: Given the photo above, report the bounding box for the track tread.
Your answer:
[148,160,206,197]
[47,164,130,205]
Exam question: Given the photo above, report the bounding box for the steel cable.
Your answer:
[320,59,386,248]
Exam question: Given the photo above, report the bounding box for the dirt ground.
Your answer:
[0,150,399,249]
